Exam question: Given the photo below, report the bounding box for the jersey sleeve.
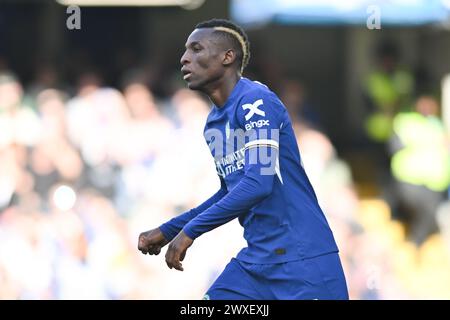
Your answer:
[235,88,284,182]
[159,177,228,241]
[182,88,284,240]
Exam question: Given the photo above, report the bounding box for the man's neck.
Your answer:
[204,73,241,108]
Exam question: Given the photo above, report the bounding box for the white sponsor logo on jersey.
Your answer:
[242,99,265,120]
[245,119,270,131]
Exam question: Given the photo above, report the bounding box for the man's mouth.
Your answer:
[181,69,192,80]
[183,72,192,80]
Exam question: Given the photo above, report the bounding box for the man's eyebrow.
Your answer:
[185,41,202,48]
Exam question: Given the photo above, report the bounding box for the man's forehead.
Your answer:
[185,28,215,45]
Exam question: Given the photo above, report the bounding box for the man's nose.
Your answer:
[180,51,190,65]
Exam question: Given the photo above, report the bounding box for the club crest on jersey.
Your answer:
[242,99,265,120]
[245,119,270,131]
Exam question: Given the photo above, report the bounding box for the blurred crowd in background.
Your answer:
[1,35,450,299]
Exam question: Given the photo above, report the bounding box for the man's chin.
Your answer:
[186,81,201,91]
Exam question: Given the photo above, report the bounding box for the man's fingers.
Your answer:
[145,245,155,254]
[172,249,184,271]
[138,236,145,251]
[138,233,150,251]
[174,263,184,271]
[138,238,161,256]
[165,245,174,268]
[165,244,184,271]
[138,237,148,254]
[148,245,161,255]
[170,255,183,271]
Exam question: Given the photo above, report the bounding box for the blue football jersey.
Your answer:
[160,77,338,263]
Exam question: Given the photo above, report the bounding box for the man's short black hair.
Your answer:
[195,18,250,74]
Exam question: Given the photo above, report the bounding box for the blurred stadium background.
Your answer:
[1,0,450,299]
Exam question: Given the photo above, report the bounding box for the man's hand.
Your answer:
[138,228,169,255]
[165,231,193,271]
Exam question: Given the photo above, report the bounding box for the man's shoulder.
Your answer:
[233,78,285,116]
[238,77,274,100]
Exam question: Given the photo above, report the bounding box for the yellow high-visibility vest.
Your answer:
[391,112,450,191]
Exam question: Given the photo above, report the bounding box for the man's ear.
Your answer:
[222,49,236,67]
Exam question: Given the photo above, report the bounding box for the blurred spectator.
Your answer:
[0,71,41,149]
[28,65,60,99]
[279,79,322,129]
[364,42,415,144]
[361,42,416,201]
[389,95,450,245]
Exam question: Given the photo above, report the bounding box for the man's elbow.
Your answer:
[254,177,274,199]
[260,182,273,198]
[243,173,274,200]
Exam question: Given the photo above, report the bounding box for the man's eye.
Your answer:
[192,47,201,52]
